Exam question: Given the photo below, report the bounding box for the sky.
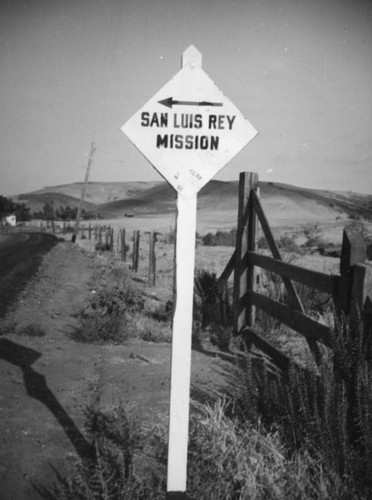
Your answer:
[0,0,371,196]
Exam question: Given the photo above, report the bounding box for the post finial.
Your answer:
[182,45,202,69]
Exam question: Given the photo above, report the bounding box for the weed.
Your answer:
[34,404,165,499]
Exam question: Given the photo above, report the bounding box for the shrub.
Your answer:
[303,222,323,247]
[71,264,144,344]
[201,229,237,247]
[277,233,300,253]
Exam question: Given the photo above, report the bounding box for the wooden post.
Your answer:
[351,263,372,352]
[338,226,367,316]
[88,223,92,240]
[104,227,109,248]
[121,229,127,262]
[167,194,197,497]
[233,172,258,334]
[132,231,136,270]
[136,230,140,270]
[132,230,140,272]
[109,227,114,252]
[247,176,258,327]
[148,231,157,286]
[116,229,120,255]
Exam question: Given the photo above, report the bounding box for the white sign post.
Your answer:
[121,45,257,499]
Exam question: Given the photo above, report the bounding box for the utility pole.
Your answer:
[72,143,95,243]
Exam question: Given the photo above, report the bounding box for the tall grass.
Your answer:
[35,397,355,500]
[194,269,233,350]
[233,313,372,498]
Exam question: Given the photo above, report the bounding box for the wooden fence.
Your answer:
[219,172,372,370]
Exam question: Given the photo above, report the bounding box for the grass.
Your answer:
[35,391,361,499]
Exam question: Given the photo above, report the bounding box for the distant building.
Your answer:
[1,214,16,227]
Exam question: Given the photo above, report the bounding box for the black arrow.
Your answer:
[158,97,223,109]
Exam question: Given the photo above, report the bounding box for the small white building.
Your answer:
[1,214,17,227]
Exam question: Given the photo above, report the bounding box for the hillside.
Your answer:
[11,180,372,232]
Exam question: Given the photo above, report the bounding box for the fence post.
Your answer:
[121,229,127,262]
[104,227,110,248]
[351,263,372,356]
[148,231,157,286]
[109,227,114,252]
[233,172,258,334]
[132,230,140,272]
[338,225,367,317]
[88,223,92,240]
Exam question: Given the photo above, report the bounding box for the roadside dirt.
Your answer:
[0,239,234,499]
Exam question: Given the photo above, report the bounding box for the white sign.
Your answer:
[121,45,257,198]
[121,46,257,498]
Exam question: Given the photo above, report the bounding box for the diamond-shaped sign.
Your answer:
[121,46,257,198]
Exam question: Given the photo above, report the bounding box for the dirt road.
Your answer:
[0,232,57,318]
[0,236,232,499]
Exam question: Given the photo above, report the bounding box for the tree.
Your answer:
[0,195,31,221]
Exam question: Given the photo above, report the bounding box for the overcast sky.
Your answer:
[1,0,371,195]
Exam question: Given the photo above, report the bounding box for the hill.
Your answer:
[11,180,372,232]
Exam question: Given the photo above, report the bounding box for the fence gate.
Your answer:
[219,171,372,370]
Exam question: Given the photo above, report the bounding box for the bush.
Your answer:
[201,229,237,247]
[303,222,323,247]
[277,233,300,253]
[71,264,144,344]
